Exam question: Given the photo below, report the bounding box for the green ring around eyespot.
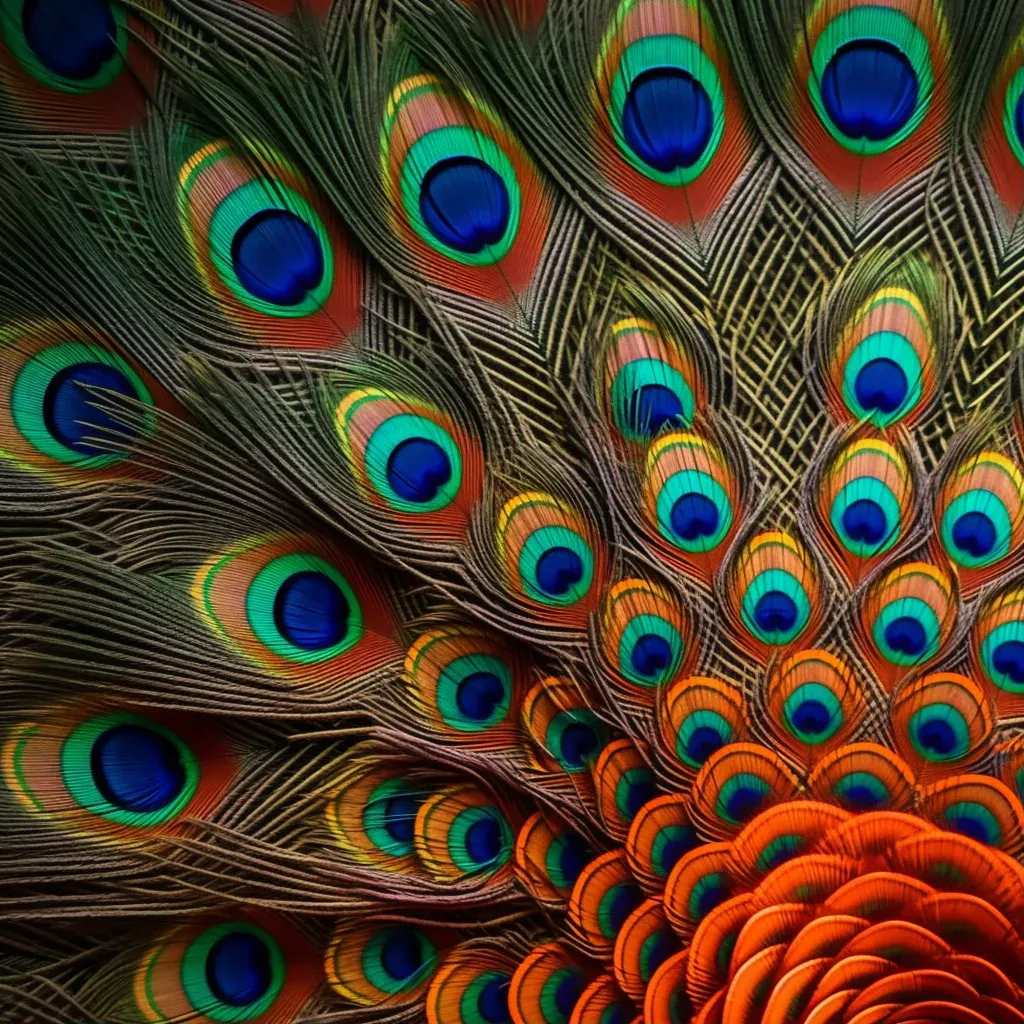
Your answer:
[833,771,888,808]
[829,477,902,557]
[676,709,733,769]
[739,568,811,646]
[654,469,732,552]
[11,341,155,466]
[715,773,769,825]
[0,0,128,92]
[687,872,725,921]
[597,882,636,939]
[518,525,595,606]
[207,179,335,318]
[980,620,1024,694]
[361,927,437,995]
[245,553,363,663]
[448,805,512,876]
[1004,67,1024,166]
[399,125,521,266]
[872,596,940,666]
[541,968,581,1024]
[755,834,804,872]
[460,971,511,1022]
[545,708,606,773]
[808,6,933,155]
[944,801,1001,846]
[180,922,285,1023]
[908,704,969,762]
[610,358,695,442]
[783,682,843,744]
[362,413,463,513]
[617,612,684,687]
[545,834,581,890]
[651,825,693,878]
[362,778,417,857]
[60,712,199,827]
[615,766,654,820]
[608,35,726,185]
[436,653,512,731]
[940,490,1013,569]
[842,330,924,427]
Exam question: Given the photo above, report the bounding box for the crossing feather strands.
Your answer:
[8,1,1024,1023]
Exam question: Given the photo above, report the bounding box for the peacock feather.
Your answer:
[9,1,1024,1022]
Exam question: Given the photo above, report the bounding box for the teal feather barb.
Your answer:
[7,1,1024,1023]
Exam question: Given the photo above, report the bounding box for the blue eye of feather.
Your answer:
[558,834,591,887]
[790,699,831,736]
[554,972,584,1017]
[419,156,511,254]
[206,932,272,1007]
[753,591,797,634]
[22,0,117,80]
[381,931,424,981]
[842,783,883,809]
[478,976,511,1023]
[626,383,685,437]
[854,357,909,414]
[993,640,1024,685]
[842,499,887,545]
[385,437,452,503]
[686,725,724,765]
[631,633,673,678]
[622,67,714,173]
[90,724,186,813]
[916,717,956,756]
[465,816,503,864]
[725,784,766,823]
[535,547,584,597]
[559,723,599,768]
[695,880,728,917]
[884,616,927,657]
[670,493,720,542]
[231,209,324,307]
[456,672,506,721]
[383,795,418,845]
[272,571,349,650]
[607,885,642,932]
[43,362,138,455]
[820,39,919,142]
[951,511,997,559]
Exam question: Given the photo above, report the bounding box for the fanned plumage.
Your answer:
[6,2,1024,1024]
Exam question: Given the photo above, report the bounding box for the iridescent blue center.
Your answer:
[43,362,138,455]
[90,724,185,813]
[753,591,797,634]
[820,39,918,141]
[791,699,831,736]
[855,357,908,414]
[631,633,673,678]
[670,493,719,542]
[993,640,1024,684]
[273,571,349,650]
[231,209,324,306]
[206,932,272,1007]
[559,723,599,768]
[466,815,503,864]
[478,975,511,1023]
[842,499,887,545]
[917,717,956,756]
[884,615,927,657]
[622,67,714,172]
[535,547,583,597]
[951,511,996,558]
[383,795,418,845]
[456,672,506,721]
[381,931,423,980]
[385,437,452,503]
[686,725,724,765]
[22,0,116,80]
[626,383,684,437]
[419,156,510,254]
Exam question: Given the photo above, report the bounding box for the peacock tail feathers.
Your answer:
[8,1,1024,1023]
